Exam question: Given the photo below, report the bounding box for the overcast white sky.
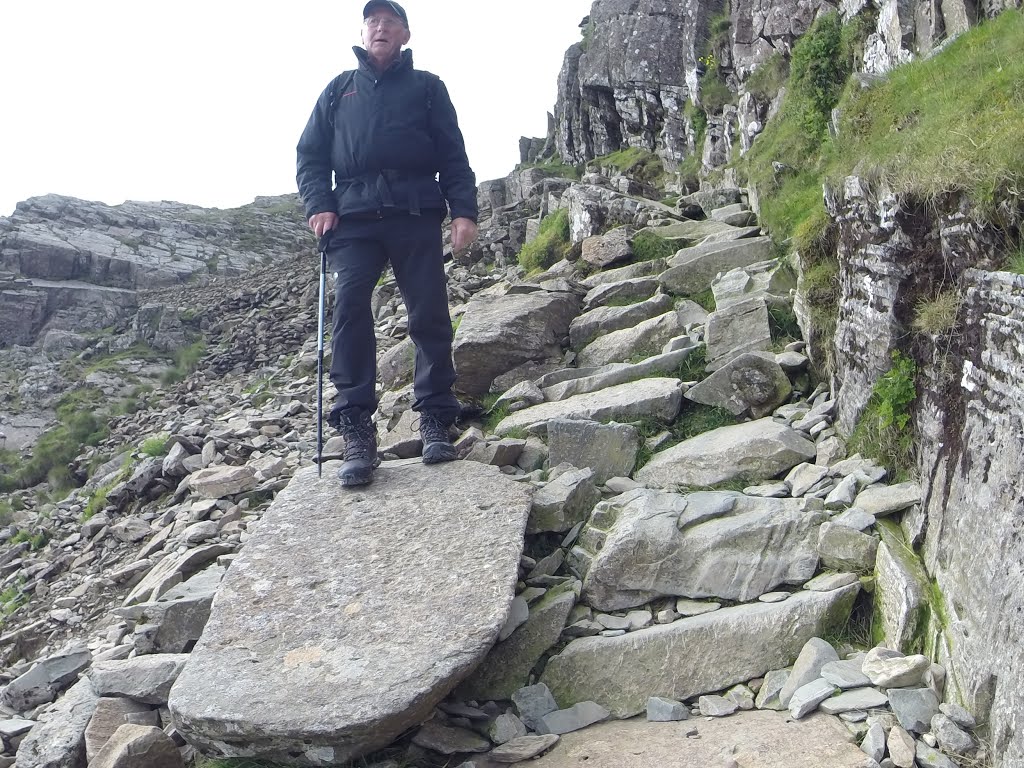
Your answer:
[0,1,593,217]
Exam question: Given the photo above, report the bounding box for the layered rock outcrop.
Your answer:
[0,194,309,349]
[824,174,1024,764]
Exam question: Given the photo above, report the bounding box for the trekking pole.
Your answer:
[315,232,331,478]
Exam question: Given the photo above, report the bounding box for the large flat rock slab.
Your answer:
[494,378,684,437]
[635,417,816,489]
[540,585,859,718]
[575,489,825,610]
[475,710,870,768]
[168,461,532,766]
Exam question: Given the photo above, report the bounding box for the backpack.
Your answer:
[326,69,439,129]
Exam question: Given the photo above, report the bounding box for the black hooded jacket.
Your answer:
[296,48,478,223]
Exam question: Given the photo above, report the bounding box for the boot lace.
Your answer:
[340,412,376,461]
[417,412,452,445]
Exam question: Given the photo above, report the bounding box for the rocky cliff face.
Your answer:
[918,269,1024,765]
[0,194,309,350]
[548,0,1020,176]
[553,0,722,170]
[826,175,1024,764]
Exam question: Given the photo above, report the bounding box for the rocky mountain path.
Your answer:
[0,179,980,768]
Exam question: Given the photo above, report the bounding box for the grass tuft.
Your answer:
[141,434,170,458]
[518,208,571,274]
[630,231,677,263]
[847,350,917,478]
[912,291,962,334]
[161,341,208,385]
[1004,242,1024,275]
[590,147,666,186]
[830,8,1024,216]
[745,52,790,101]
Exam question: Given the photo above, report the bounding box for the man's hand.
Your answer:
[450,217,478,254]
[309,212,338,238]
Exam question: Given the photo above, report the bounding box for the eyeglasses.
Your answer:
[363,16,404,29]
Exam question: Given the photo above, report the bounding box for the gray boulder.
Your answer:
[9,678,99,768]
[458,584,577,701]
[528,467,602,534]
[89,724,183,768]
[580,226,632,268]
[659,236,773,296]
[89,655,189,706]
[636,418,817,489]
[0,646,91,712]
[574,489,824,610]
[541,346,698,402]
[684,351,792,417]
[569,293,674,351]
[704,296,773,372]
[453,290,580,395]
[576,309,690,367]
[546,419,641,485]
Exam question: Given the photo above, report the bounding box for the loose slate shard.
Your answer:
[168,461,532,765]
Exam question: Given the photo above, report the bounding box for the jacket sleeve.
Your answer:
[295,79,340,220]
[429,78,479,223]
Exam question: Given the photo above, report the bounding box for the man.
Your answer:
[296,0,478,487]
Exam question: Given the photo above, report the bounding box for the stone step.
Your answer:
[540,584,860,718]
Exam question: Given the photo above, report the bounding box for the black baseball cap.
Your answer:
[363,1,409,27]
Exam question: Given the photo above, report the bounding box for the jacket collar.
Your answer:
[353,46,414,76]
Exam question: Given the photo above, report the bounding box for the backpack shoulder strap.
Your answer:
[326,70,357,129]
[420,71,440,114]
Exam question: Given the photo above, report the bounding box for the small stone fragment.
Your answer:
[818,687,888,714]
[536,701,610,735]
[488,734,560,763]
[804,572,859,591]
[915,740,960,768]
[888,688,940,734]
[647,696,689,722]
[788,679,837,719]
[488,713,528,745]
[499,596,530,641]
[512,683,559,731]
[754,669,789,711]
[412,721,491,755]
[862,647,929,688]
[938,702,976,730]
[821,657,871,689]
[724,684,756,711]
[675,599,721,616]
[930,713,975,755]
[860,722,885,763]
[698,695,738,717]
[888,725,916,767]
[779,637,839,707]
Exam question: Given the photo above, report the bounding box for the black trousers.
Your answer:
[325,212,459,428]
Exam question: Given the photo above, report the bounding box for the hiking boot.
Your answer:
[418,411,457,464]
[336,409,380,487]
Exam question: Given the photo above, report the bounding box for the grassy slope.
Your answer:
[743,8,1024,245]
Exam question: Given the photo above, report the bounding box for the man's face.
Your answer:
[361,8,410,65]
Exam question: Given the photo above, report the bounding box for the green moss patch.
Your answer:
[745,8,1024,244]
[518,208,571,273]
